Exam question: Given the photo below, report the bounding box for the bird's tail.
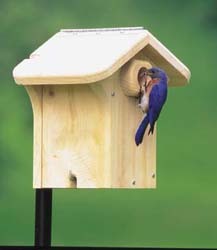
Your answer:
[135,114,149,146]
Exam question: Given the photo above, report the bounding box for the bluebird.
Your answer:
[135,67,168,146]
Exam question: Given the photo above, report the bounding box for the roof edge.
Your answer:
[13,35,150,85]
[146,31,191,83]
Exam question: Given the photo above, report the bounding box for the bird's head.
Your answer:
[145,67,167,80]
[138,67,167,95]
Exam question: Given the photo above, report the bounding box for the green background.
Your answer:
[0,0,217,247]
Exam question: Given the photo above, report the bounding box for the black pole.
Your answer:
[34,188,53,247]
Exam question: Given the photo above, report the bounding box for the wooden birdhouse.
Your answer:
[13,27,190,189]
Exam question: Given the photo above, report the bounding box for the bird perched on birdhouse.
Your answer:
[135,67,168,145]
[13,27,190,189]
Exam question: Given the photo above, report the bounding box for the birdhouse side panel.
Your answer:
[110,71,156,188]
[25,86,43,188]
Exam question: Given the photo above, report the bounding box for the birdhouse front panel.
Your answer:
[13,27,190,189]
[25,71,156,188]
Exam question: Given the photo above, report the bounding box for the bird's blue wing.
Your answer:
[148,83,167,134]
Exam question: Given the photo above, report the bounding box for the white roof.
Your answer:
[13,27,190,86]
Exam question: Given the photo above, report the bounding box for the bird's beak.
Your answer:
[145,70,153,77]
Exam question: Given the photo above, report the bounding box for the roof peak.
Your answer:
[60,27,145,34]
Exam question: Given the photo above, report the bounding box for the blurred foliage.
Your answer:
[0,0,217,247]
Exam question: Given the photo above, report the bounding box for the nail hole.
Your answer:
[111,92,115,96]
[49,90,55,96]
[152,173,155,178]
[132,180,136,185]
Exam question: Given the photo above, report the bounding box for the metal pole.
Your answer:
[34,188,52,247]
